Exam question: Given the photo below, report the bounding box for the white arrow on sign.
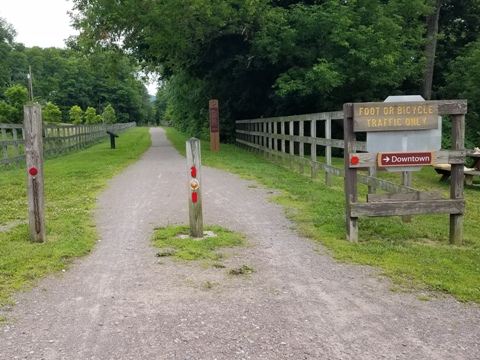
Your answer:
[383,156,390,163]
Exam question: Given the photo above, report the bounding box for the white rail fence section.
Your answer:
[235,111,417,194]
[1,122,136,169]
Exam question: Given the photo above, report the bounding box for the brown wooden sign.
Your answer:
[377,151,434,167]
[209,99,220,151]
[209,100,220,133]
[353,102,438,132]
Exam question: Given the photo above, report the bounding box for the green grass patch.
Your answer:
[152,225,244,262]
[0,127,151,309]
[164,127,480,304]
[228,265,255,276]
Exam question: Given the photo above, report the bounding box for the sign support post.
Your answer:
[24,104,46,243]
[209,100,220,151]
[187,138,203,238]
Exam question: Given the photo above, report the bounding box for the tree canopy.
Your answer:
[0,16,154,125]
[9,0,474,146]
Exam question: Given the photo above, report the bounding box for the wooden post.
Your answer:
[209,100,220,151]
[401,171,412,222]
[325,117,332,186]
[343,103,358,242]
[273,119,278,164]
[289,121,294,170]
[187,138,203,238]
[311,119,317,178]
[450,114,465,245]
[299,120,304,174]
[24,104,46,243]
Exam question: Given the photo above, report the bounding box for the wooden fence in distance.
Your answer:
[1,122,136,169]
[236,111,417,194]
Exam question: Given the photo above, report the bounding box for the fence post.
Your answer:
[343,103,358,242]
[187,138,204,238]
[325,117,332,186]
[24,104,46,243]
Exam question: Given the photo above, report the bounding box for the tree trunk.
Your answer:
[421,0,443,100]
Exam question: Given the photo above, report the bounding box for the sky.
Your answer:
[0,0,157,94]
[0,0,77,49]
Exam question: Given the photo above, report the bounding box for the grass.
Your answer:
[164,127,480,304]
[228,265,255,276]
[1,124,479,308]
[0,127,151,309]
[152,225,244,262]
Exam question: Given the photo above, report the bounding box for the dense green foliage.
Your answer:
[0,17,154,125]
[42,103,62,124]
[71,0,480,145]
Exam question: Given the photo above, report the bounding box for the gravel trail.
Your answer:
[1,127,479,360]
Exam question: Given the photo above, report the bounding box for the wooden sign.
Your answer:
[377,151,434,167]
[209,99,220,151]
[353,101,438,132]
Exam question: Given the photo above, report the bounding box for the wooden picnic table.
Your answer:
[434,151,480,185]
[467,151,480,170]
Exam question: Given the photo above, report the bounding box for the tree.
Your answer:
[420,0,444,100]
[4,84,28,123]
[69,105,83,124]
[434,0,480,99]
[446,40,480,147]
[69,0,458,141]
[84,106,98,124]
[42,102,62,124]
[102,103,116,123]
[0,18,17,94]
[0,100,15,123]
[153,87,168,125]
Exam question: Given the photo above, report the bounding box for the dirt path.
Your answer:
[1,127,479,359]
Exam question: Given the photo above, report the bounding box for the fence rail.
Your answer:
[1,122,136,169]
[235,111,417,194]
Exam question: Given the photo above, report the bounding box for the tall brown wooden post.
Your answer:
[24,104,46,243]
[343,103,358,242]
[187,138,204,238]
[450,113,465,245]
[209,100,220,151]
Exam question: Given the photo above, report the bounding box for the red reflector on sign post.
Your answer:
[192,192,198,203]
[29,167,38,176]
[191,166,197,178]
[350,156,359,165]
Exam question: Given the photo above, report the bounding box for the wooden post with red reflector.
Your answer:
[24,104,46,243]
[187,138,203,238]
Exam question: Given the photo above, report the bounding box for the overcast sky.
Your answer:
[1,0,157,94]
[0,0,77,48]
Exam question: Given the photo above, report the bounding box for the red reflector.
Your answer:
[350,156,359,165]
[192,192,198,203]
[29,167,38,176]
[191,166,197,178]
